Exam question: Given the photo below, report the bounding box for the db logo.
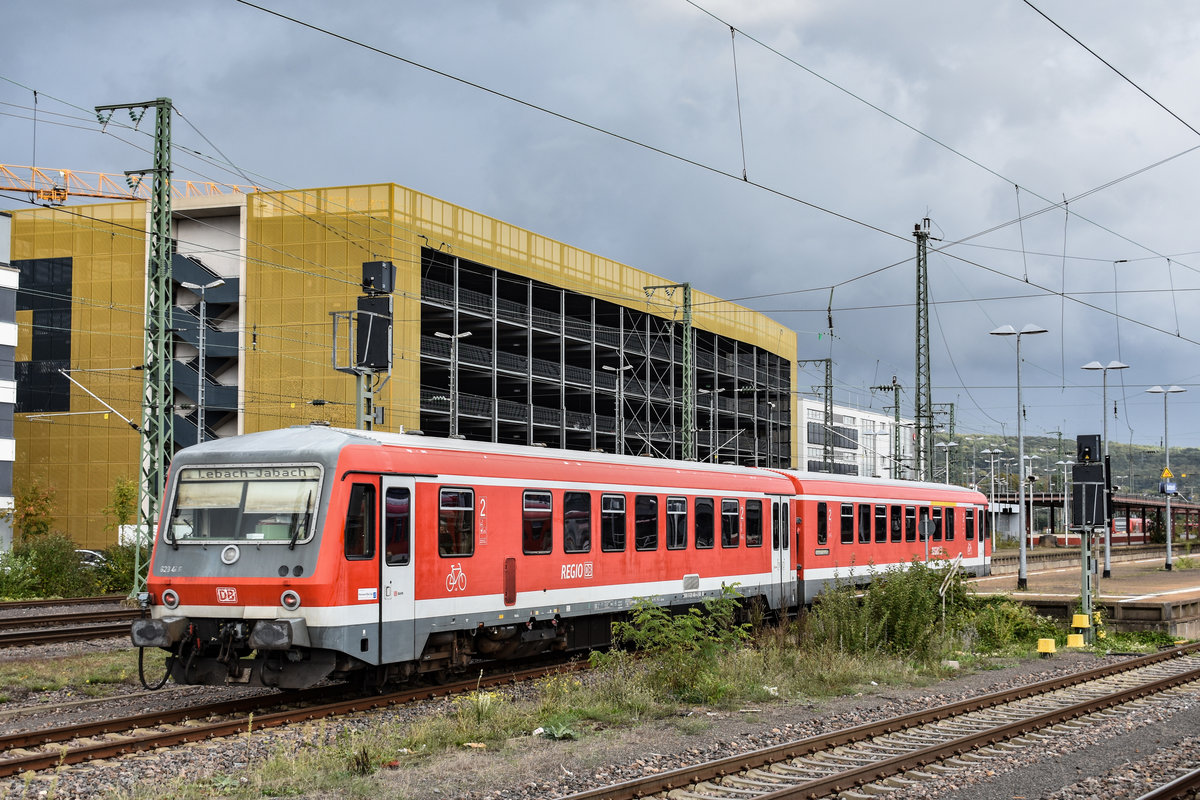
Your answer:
[216,587,239,603]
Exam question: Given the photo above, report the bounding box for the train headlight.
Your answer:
[281,589,302,611]
[162,589,180,609]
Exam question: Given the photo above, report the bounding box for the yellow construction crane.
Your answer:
[0,164,260,204]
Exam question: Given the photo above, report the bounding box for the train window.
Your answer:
[918,506,930,541]
[601,494,626,552]
[890,505,902,542]
[695,498,715,549]
[875,505,887,543]
[384,487,410,566]
[666,497,688,550]
[932,507,943,541]
[817,502,827,545]
[344,483,375,560]
[840,503,853,545]
[721,499,740,548]
[169,464,321,545]
[965,509,975,541]
[523,491,553,555]
[438,488,475,557]
[564,492,591,553]
[945,508,956,541]
[905,506,916,542]
[858,504,871,544]
[635,495,658,551]
[745,500,763,547]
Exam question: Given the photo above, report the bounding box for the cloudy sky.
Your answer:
[4,1,1200,455]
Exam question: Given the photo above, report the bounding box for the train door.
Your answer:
[771,497,794,609]
[379,477,416,664]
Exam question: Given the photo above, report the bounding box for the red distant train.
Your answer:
[132,425,989,688]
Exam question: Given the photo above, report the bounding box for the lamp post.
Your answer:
[603,363,633,455]
[991,323,1047,590]
[180,279,225,444]
[1147,385,1186,570]
[1082,359,1129,577]
[1056,459,1075,539]
[434,330,471,437]
[935,440,958,484]
[981,448,1003,550]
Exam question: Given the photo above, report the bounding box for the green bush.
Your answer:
[805,560,974,664]
[967,596,1058,651]
[607,584,749,703]
[96,542,148,595]
[0,550,36,599]
[14,532,100,598]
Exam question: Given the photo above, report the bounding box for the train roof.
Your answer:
[170,426,987,502]
[171,424,779,480]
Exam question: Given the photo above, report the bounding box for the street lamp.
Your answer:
[935,441,958,484]
[991,323,1048,590]
[434,330,472,437]
[1082,359,1129,577]
[180,279,226,444]
[1147,385,1186,570]
[603,363,634,455]
[1056,459,1075,539]
[981,447,1003,550]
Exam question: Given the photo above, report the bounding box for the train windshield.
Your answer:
[167,465,322,545]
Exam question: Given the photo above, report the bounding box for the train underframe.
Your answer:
[133,611,596,689]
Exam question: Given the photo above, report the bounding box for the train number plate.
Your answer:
[216,587,239,603]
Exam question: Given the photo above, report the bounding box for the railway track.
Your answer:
[561,644,1200,800]
[0,608,141,648]
[0,661,582,777]
[0,595,124,611]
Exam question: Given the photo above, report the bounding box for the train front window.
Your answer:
[168,465,321,545]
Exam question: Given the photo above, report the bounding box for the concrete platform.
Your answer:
[972,545,1200,637]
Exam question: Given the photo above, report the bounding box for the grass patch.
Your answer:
[0,647,167,700]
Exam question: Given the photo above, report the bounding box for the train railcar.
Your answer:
[774,471,990,603]
[132,425,801,689]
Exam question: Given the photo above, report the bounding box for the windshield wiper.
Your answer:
[289,490,313,550]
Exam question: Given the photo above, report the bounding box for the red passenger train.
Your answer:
[132,425,989,688]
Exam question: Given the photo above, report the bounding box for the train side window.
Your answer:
[721,499,740,547]
[635,495,658,551]
[522,490,553,555]
[438,488,475,557]
[918,506,930,542]
[858,503,871,544]
[384,487,410,566]
[695,497,715,549]
[932,507,943,541]
[890,505,902,542]
[905,506,916,542]
[601,494,626,552]
[965,508,975,541]
[666,497,688,550]
[817,502,827,545]
[564,492,591,553]
[344,483,375,560]
[874,505,887,543]
[945,508,956,541]
[745,500,763,547]
[840,503,853,545]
